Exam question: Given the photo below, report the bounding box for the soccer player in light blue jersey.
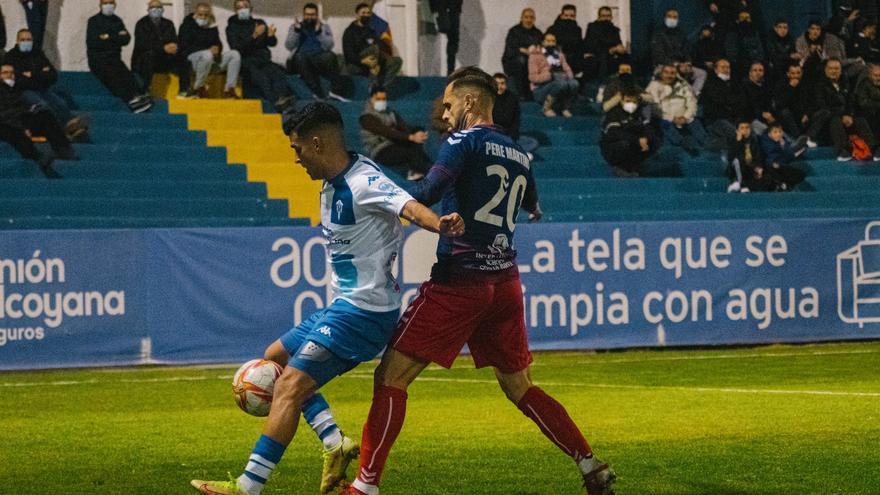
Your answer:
[191,102,464,495]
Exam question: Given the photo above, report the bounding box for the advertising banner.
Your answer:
[3,219,880,370]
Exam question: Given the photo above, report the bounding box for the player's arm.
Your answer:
[521,172,543,222]
[400,200,465,237]
[406,165,454,207]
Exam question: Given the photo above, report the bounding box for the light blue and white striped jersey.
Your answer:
[320,153,415,313]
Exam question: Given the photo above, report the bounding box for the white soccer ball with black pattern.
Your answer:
[232,359,283,417]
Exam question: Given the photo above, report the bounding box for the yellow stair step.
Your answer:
[206,130,290,147]
[186,113,282,131]
[227,147,297,163]
[169,99,263,114]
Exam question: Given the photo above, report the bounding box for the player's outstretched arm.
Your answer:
[400,200,465,237]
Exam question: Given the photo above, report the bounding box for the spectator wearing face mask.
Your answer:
[546,4,583,77]
[767,19,798,83]
[343,3,403,88]
[700,58,746,150]
[359,87,431,180]
[724,10,764,80]
[5,28,88,141]
[227,0,296,111]
[646,63,706,153]
[529,32,579,118]
[87,0,153,113]
[179,2,241,99]
[502,8,543,98]
[692,24,723,72]
[583,6,627,81]
[600,89,659,177]
[132,0,192,98]
[651,9,688,68]
[286,2,350,102]
[19,0,47,51]
[599,60,644,112]
[0,62,72,178]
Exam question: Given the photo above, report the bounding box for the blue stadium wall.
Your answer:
[629,0,833,71]
[3,221,880,370]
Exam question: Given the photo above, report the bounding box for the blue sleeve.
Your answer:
[407,136,470,206]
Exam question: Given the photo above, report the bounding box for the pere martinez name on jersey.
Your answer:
[320,154,415,313]
[484,141,531,168]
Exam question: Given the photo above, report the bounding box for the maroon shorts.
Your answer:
[390,273,532,373]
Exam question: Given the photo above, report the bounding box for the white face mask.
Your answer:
[195,17,209,27]
[237,8,251,20]
[718,73,730,81]
[101,4,116,16]
[3,79,14,88]
[665,17,678,29]
[373,100,388,112]
[622,101,638,114]
[149,7,164,19]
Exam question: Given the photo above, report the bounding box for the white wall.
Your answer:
[1,0,630,75]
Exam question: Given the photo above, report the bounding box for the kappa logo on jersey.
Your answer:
[317,326,332,337]
[368,175,380,185]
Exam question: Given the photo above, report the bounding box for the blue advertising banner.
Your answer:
[2,219,880,370]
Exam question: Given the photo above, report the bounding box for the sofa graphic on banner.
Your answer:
[837,221,880,328]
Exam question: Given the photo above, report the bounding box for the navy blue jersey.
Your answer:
[410,125,539,275]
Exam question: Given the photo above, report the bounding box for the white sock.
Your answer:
[352,479,380,495]
[322,428,343,450]
[237,473,263,495]
[578,455,597,475]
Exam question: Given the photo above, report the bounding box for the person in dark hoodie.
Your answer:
[727,119,775,192]
[547,4,584,76]
[87,0,153,113]
[502,8,543,98]
[766,19,797,83]
[226,0,295,111]
[5,28,88,141]
[759,121,808,190]
[773,63,824,146]
[692,24,723,72]
[0,62,70,178]
[815,57,878,161]
[652,9,688,68]
[741,62,775,134]
[583,6,626,81]
[848,19,880,64]
[724,9,764,80]
[700,58,746,150]
[342,3,402,88]
[179,2,241,99]
[132,0,192,97]
[600,88,659,177]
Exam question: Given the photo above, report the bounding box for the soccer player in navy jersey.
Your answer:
[343,67,616,495]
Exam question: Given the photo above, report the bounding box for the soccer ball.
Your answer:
[232,359,283,417]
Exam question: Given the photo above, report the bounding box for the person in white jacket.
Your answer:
[645,63,706,153]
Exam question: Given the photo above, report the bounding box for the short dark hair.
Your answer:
[17,28,32,37]
[370,85,386,96]
[282,102,344,136]
[621,87,640,99]
[492,72,507,80]
[355,2,370,12]
[825,57,842,67]
[735,118,752,127]
[768,121,784,132]
[447,66,497,102]
[774,18,788,26]
[562,4,576,12]
[303,2,318,12]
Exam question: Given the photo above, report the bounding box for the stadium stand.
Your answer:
[6,68,880,230]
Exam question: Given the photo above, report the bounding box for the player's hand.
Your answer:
[528,204,543,222]
[99,33,110,40]
[164,42,178,54]
[438,213,465,237]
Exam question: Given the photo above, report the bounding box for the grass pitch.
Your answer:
[1,341,879,494]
